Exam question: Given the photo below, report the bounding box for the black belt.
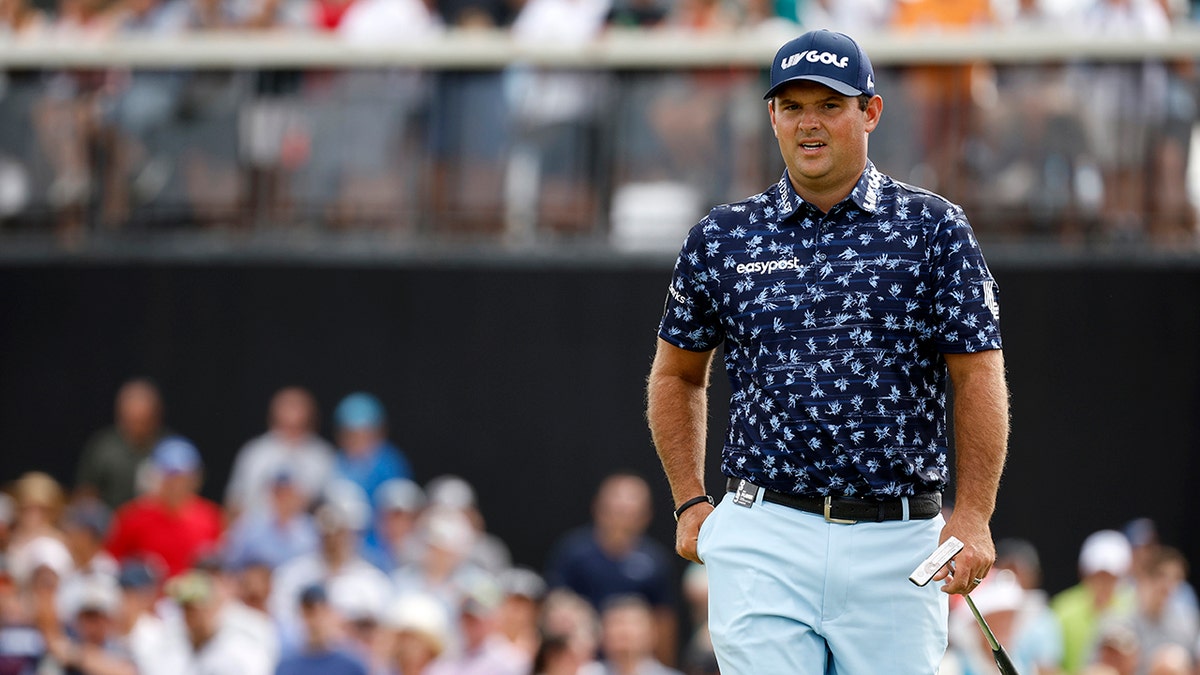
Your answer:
[726,478,941,523]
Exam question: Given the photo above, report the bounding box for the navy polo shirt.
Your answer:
[659,163,1002,499]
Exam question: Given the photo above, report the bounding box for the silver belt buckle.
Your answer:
[823,496,857,524]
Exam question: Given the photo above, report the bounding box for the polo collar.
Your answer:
[775,161,886,220]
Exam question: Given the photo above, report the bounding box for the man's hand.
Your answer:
[933,512,995,595]
[674,501,715,564]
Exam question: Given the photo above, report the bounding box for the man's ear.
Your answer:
[864,95,883,133]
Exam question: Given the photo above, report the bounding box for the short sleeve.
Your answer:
[657,219,724,352]
[928,207,1003,354]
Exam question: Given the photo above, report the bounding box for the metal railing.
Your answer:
[0,28,1197,256]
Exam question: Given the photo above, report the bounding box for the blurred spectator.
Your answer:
[233,557,276,616]
[97,0,191,229]
[6,472,67,556]
[796,0,889,33]
[391,506,485,629]
[114,560,187,675]
[1122,546,1197,674]
[0,0,46,33]
[383,592,451,675]
[890,0,996,202]
[327,574,390,674]
[166,570,276,674]
[1146,0,1197,243]
[1052,529,1137,674]
[991,537,1065,674]
[678,563,716,675]
[425,475,511,574]
[30,0,116,242]
[223,470,320,571]
[314,0,441,230]
[425,573,530,675]
[603,0,667,28]
[274,583,369,675]
[538,589,601,670]
[56,501,119,622]
[269,496,393,656]
[494,567,546,660]
[1128,514,1195,629]
[581,594,682,675]
[41,575,138,675]
[506,0,612,234]
[363,478,425,572]
[1071,0,1170,241]
[943,570,1041,675]
[104,436,223,578]
[1087,621,1140,675]
[187,554,285,673]
[544,473,677,666]
[0,493,13,553]
[532,633,587,675]
[74,379,167,510]
[973,0,1098,241]
[333,393,414,508]
[225,387,336,519]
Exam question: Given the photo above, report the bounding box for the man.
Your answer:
[582,595,683,675]
[543,473,677,666]
[1052,529,1136,674]
[645,29,1009,674]
[274,584,369,675]
[332,392,413,509]
[167,570,275,675]
[74,378,167,509]
[224,387,336,519]
[105,436,223,578]
[223,470,320,571]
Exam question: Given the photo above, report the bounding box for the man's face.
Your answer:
[769,81,880,204]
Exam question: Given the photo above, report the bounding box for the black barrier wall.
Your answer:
[1,259,1198,594]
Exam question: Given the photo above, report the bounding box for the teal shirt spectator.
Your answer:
[332,392,414,506]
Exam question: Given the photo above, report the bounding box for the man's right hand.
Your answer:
[674,502,715,564]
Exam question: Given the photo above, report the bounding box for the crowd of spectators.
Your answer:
[0,0,1196,246]
[0,378,1198,674]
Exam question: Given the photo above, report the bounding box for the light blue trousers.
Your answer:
[697,488,949,674]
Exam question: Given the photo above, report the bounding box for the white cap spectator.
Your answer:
[1080,530,1133,577]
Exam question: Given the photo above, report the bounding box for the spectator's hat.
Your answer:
[152,436,202,474]
[967,570,1024,617]
[318,479,372,533]
[765,29,875,100]
[335,392,385,430]
[426,475,476,510]
[385,593,451,656]
[75,576,121,616]
[329,576,385,624]
[9,535,72,585]
[299,583,328,607]
[499,567,547,602]
[375,478,426,514]
[117,560,159,590]
[165,570,215,606]
[1079,529,1132,577]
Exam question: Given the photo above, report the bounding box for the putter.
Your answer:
[908,537,1020,675]
[964,593,1020,675]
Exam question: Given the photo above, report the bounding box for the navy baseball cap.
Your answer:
[764,29,875,100]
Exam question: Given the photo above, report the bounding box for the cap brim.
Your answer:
[764,75,864,100]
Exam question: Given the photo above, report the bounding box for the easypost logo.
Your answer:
[781,50,849,70]
[736,257,801,275]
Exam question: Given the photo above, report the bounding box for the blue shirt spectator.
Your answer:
[332,393,414,505]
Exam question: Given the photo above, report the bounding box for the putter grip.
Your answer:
[908,536,964,587]
[994,645,1020,675]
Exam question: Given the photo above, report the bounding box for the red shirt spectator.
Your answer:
[105,436,223,577]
